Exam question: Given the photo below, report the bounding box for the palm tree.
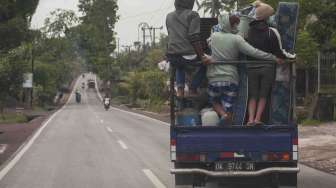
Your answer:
[196,0,236,17]
[196,0,251,17]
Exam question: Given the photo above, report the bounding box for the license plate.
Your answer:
[215,161,255,171]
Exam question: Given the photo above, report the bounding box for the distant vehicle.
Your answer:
[87,79,95,89]
[75,91,81,103]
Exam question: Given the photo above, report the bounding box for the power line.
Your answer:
[149,0,171,22]
[118,7,171,23]
[153,2,174,25]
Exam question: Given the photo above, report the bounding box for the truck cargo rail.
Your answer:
[171,167,300,177]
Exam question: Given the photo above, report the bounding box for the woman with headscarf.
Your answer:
[206,13,283,125]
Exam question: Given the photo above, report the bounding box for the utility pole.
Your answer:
[30,40,35,109]
[142,27,152,51]
[138,22,151,52]
[134,41,141,52]
[117,37,120,56]
[122,45,132,54]
[142,27,146,49]
[122,45,132,69]
[211,0,215,18]
[151,26,163,48]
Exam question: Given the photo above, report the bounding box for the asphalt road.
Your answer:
[0,75,335,188]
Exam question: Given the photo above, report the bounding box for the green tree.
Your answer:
[31,9,82,105]
[303,0,336,50]
[0,0,39,53]
[0,44,30,114]
[43,9,79,38]
[77,0,119,78]
[296,31,318,67]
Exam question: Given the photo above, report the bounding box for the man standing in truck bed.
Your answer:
[166,0,210,98]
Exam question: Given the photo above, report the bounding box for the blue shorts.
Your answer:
[208,82,238,113]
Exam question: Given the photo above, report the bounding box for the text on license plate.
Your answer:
[215,162,255,171]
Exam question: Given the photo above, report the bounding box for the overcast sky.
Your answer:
[31,0,175,51]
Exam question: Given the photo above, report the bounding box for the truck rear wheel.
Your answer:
[267,173,297,188]
[174,163,193,186]
[270,173,280,188]
[279,173,297,187]
[174,163,205,187]
[175,174,193,186]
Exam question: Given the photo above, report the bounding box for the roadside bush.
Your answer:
[142,70,167,101]
[115,69,168,109]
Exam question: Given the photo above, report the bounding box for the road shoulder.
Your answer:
[299,122,336,175]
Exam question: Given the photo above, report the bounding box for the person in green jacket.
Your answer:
[206,13,283,125]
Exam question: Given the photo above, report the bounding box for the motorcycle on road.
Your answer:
[103,98,110,111]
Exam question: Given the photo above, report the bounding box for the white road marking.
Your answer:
[0,77,80,181]
[94,76,170,126]
[0,144,7,154]
[106,127,113,133]
[117,140,128,150]
[142,169,166,188]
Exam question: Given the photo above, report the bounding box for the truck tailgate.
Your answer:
[175,126,296,153]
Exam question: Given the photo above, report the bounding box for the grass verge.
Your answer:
[301,119,322,126]
[0,113,28,124]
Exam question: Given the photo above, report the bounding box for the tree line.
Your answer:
[0,0,119,113]
[1,0,335,114]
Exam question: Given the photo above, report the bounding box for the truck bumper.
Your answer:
[171,167,300,177]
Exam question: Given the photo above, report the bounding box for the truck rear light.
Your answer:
[200,154,207,162]
[171,139,176,161]
[170,139,176,161]
[220,152,234,159]
[263,152,290,161]
[282,153,290,161]
[292,138,298,145]
[292,138,298,161]
[171,139,176,152]
[293,152,298,160]
[171,146,176,152]
[293,145,298,152]
[177,154,200,162]
[171,152,176,161]
[171,139,176,146]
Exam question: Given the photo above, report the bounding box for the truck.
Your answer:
[170,3,300,188]
[170,62,299,188]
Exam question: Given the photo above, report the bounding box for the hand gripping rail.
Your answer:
[171,167,300,177]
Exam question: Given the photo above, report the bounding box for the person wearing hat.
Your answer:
[246,0,295,126]
[206,13,283,126]
[166,0,210,98]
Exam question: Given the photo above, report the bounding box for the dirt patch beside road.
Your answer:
[0,114,51,166]
[299,122,336,175]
